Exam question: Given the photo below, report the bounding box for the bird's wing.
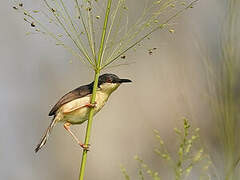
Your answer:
[48,84,92,116]
[61,95,91,114]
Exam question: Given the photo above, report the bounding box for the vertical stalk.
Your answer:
[78,69,100,180]
[79,0,112,179]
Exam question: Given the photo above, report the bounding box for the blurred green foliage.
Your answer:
[121,118,213,180]
[203,0,240,179]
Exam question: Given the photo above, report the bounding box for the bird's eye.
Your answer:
[106,77,111,83]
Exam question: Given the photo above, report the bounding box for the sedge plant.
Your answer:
[13,0,199,179]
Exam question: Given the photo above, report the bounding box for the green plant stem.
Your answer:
[78,1,112,179]
[78,69,100,180]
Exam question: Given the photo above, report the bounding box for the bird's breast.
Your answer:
[95,91,109,111]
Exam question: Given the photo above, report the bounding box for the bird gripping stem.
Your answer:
[79,1,112,179]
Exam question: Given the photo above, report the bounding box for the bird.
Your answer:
[35,73,132,153]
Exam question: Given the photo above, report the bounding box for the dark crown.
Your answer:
[98,73,120,84]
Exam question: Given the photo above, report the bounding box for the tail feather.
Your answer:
[35,117,57,153]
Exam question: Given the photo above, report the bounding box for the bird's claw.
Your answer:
[87,102,97,108]
[79,143,90,151]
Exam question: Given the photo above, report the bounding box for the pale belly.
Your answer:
[56,91,109,124]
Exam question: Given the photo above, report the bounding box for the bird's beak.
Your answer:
[119,79,132,83]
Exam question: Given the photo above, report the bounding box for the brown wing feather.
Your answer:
[48,83,93,116]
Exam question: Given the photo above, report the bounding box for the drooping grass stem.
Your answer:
[79,1,112,179]
[101,0,199,69]
[43,0,95,67]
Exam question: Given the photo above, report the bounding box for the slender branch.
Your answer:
[101,0,122,64]
[103,0,126,65]
[101,0,199,69]
[59,0,95,65]
[78,1,112,179]
[88,8,97,62]
[105,0,175,63]
[22,7,91,67]
[43,0,95,67]
[75,0,96,63]
[97,0,112,68]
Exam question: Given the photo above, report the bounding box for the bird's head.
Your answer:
[97,73,132,94]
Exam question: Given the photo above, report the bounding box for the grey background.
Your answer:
[1,0,222,179]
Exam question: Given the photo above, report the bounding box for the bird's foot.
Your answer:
[87,102,97,108]
[79,143,90,151]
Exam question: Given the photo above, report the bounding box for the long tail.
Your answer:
[35,117,57,153]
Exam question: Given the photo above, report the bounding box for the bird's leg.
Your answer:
[63,122,90,150]
[86,101,97,108]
